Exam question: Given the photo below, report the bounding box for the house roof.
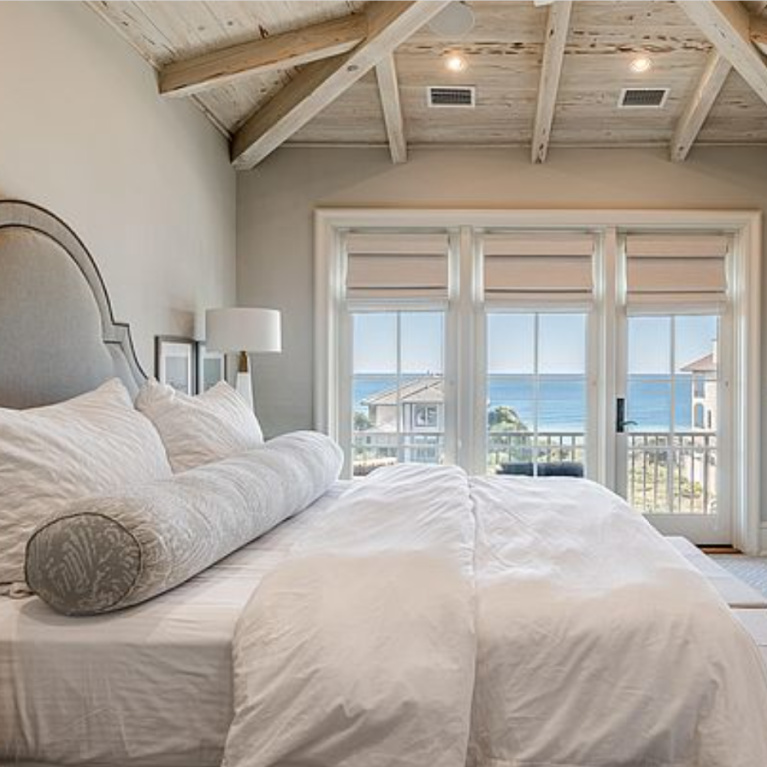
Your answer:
[363,376,444,406]
[681,352,716,373]
[87,1,767,170]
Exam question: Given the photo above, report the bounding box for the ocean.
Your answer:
[353,374,696,432]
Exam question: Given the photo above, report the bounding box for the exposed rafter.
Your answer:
[743,1,767,17]
[231,1,449,170]
[671,51,731,162]
[531,0,572,164]
[753,15,767,56]
[677,0,767,108]
[375,54,407,164]
[159,14,368,99]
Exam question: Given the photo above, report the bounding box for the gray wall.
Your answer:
[0,2,236,371]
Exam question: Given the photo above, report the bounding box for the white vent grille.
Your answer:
[618,88,669,108]
[427,86,476,108]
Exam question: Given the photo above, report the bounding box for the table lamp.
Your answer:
[205,307,282,410]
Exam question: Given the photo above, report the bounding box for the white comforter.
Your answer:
[224,465,767,767]
[223,464,477,767]
[469,476,767,767]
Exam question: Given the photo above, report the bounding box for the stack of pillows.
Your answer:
[0,378,343,615]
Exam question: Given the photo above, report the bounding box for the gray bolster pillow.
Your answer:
[25,431,343,616]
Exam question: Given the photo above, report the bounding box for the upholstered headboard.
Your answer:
[0,200,146,409]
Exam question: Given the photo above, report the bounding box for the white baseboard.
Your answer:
[760,523,767,556]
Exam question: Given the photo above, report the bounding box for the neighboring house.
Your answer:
[681,342,717,432]
[363,376,445,434]
[355,376,444,468]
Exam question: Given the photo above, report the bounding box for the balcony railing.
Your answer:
[352,430,444,476]
[353,428,717,514]
[627,431,716,515]
[488,431,585,470]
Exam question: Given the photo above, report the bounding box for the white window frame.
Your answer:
[315,208,761,554]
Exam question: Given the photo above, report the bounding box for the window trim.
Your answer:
[315,208,761,554]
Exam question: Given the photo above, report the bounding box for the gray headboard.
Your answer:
[0,200,147,409]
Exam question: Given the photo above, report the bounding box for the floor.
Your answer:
[711,556,767,599]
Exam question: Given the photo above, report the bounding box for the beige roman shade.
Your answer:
[482,232,596,302]
[624,233,729,309]
[344,232,449,300]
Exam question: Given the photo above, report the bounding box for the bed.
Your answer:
[0,483,350,767]
[2,200,767,767]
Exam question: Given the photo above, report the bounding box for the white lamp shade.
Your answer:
[205,308,282,353]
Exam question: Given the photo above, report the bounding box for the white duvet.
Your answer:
[223,464,477,767]
[225,466,767,767]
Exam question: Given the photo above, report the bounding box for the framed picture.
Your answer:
[196,342,227,394]
[155,336,196,395]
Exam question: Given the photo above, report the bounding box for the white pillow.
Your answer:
[0,378,172,589]
[135,379,264,472]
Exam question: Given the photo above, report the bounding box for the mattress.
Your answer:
[0,482,351,767]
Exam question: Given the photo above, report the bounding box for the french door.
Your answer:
[615,313,732,544]
[318,209,760,552]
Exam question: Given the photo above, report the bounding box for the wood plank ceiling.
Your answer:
[87,1,767,169]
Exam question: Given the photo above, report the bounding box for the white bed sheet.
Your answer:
[0,482,351,767]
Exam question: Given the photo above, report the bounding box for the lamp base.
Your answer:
[235,370,254,410]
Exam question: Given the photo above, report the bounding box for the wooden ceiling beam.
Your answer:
[375,54,407,164]
[231,1,450,170]
[753,16,767,56]
[743,2,767,17]
[671,51,731,162]
[531,1,573,164]
[159,14,367,98]
[676,0,767,108]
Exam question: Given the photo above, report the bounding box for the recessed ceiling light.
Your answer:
[445,53,468,73]
[630,56,652,74]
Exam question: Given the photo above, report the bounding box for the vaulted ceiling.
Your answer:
[87,1,767,169]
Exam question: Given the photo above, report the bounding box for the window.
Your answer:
[351,311,446,475]
[622,232,726,517]
[344,231,450,476]
[317,209,759,551]
[625,314,720,515]
[413,405,439,429]
[487,312,588,475]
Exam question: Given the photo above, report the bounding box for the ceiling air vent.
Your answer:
[618,87,669,108]
[427,86,476,108]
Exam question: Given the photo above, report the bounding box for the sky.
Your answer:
[353,311,718,377]
[353,312,444,375]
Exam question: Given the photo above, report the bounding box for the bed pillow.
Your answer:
[26,431,343,616]
[135,379,264,472]
[0,378,171,590]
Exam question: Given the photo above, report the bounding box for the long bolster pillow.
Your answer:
[25,431,343,616]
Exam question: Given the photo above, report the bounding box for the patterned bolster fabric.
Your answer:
[25,431,343,616]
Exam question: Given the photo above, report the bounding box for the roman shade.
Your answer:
[624,233,729,310]
[344,232,449,300]
[481,232,596,303]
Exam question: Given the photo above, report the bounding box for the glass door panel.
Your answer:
[351,310,445,476]
[622,314,724,541]
[486,312,588,476]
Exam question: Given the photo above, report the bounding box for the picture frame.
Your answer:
[196,341,227,394]
[155,336,196,395]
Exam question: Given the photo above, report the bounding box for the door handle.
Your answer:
[616,397,637,433]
